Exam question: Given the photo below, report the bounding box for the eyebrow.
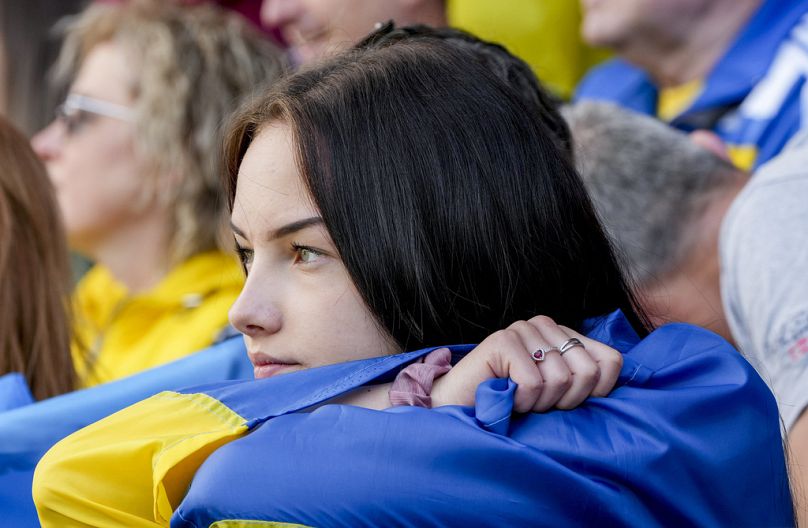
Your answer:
[230,216,324,242]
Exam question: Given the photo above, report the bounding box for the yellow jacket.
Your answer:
[72,251,244,387]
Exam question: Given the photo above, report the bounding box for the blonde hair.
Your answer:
[55,0,285,263]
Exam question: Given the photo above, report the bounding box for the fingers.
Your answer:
[509,320,566,412]
[524,317,589,410]
[559,326,623,397]
[492,325,546,413]
[444,316,624,415]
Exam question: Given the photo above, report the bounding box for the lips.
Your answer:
[249,351,299,379]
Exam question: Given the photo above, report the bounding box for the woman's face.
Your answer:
[228,123,399,379]
[31,42,149,257]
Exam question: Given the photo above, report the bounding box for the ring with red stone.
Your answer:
[531,347,559,363]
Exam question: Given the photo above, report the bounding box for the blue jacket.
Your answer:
[576,0,808,169]
[154,312,791,526]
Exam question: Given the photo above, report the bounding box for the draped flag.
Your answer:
[34,312,793,527]
[0,337,253,527]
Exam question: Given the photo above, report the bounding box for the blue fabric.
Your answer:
[172,312,792,527]
[0,373,34,412]
[0,337,252,527]
[575,0,808,169]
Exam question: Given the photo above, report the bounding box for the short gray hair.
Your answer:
[562,101,744,285]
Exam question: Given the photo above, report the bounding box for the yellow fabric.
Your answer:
[72,251,244,387]
[726,144,758,171]
[34,391,249,527]
[656,80,757,170]
[656,79,704,122]
[446,0,610,100]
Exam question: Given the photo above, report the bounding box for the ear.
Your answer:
[689,130,730,162]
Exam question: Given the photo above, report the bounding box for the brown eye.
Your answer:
[292,244,325,265]
[235,245,254,271]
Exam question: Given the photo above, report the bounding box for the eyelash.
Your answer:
[234,242,324,274]
[291,242,325,265]
[234,243,253,272]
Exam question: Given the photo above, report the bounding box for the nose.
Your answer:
[229,275,283,338]
[31,121,63,162]
[260,0,301,31]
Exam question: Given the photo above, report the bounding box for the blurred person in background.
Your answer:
[0,117,75,407]
[576,0,808,170]
[261,0,445,64]
[32,0,285,387]
[567,102,808,521]
[720,134,808,524]
[261,0,606,99]
[564,102,748,342]
[0,0,88,137]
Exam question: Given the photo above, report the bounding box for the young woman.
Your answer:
[34,33,792,526]
[0,117,74,404]
[31,1,285,387]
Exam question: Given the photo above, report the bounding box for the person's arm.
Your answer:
[338,315,622,411]
[789,414,808,526]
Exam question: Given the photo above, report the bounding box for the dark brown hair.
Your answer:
[225,38,646,350]
[0,117,74,398]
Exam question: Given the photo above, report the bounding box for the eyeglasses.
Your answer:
[55,94,135,136]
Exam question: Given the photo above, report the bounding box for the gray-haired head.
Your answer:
[562,101,747,286]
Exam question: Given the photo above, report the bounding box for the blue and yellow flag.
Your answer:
[0,336,252,527]
[34,312,792,526]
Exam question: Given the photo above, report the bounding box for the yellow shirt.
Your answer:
[447,0,610,100]
[72,251,244,387]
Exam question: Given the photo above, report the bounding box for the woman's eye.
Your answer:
[235,246,254,271]
[293,244,324,265]
[63,111,93,135]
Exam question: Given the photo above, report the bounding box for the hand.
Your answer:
[431,316,623,413]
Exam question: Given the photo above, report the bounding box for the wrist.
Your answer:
[388,348,452,408]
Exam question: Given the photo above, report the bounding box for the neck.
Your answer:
[408,0,447,27]
[85,215,173,295]
[624,0,761,87]
[639,180,747,342]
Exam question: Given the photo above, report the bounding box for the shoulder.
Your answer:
[628,323,773,400]
[720,137,808,291]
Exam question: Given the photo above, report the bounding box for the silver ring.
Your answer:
[531,346,559,362]
[559,338,585,355]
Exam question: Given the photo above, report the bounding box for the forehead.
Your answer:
[72,41,135,104]
[232,123,318,233]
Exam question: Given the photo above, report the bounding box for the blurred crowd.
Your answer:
[1,0,808,526]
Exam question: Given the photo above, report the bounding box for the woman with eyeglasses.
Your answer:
[31,1,285,387]
[34,32,792,526]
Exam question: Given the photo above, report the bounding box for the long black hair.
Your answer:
[225,36,647,351]
[356,22,573,160]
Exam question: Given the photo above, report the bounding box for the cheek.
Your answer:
[297,275,398,366]
[55,135,144,233]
